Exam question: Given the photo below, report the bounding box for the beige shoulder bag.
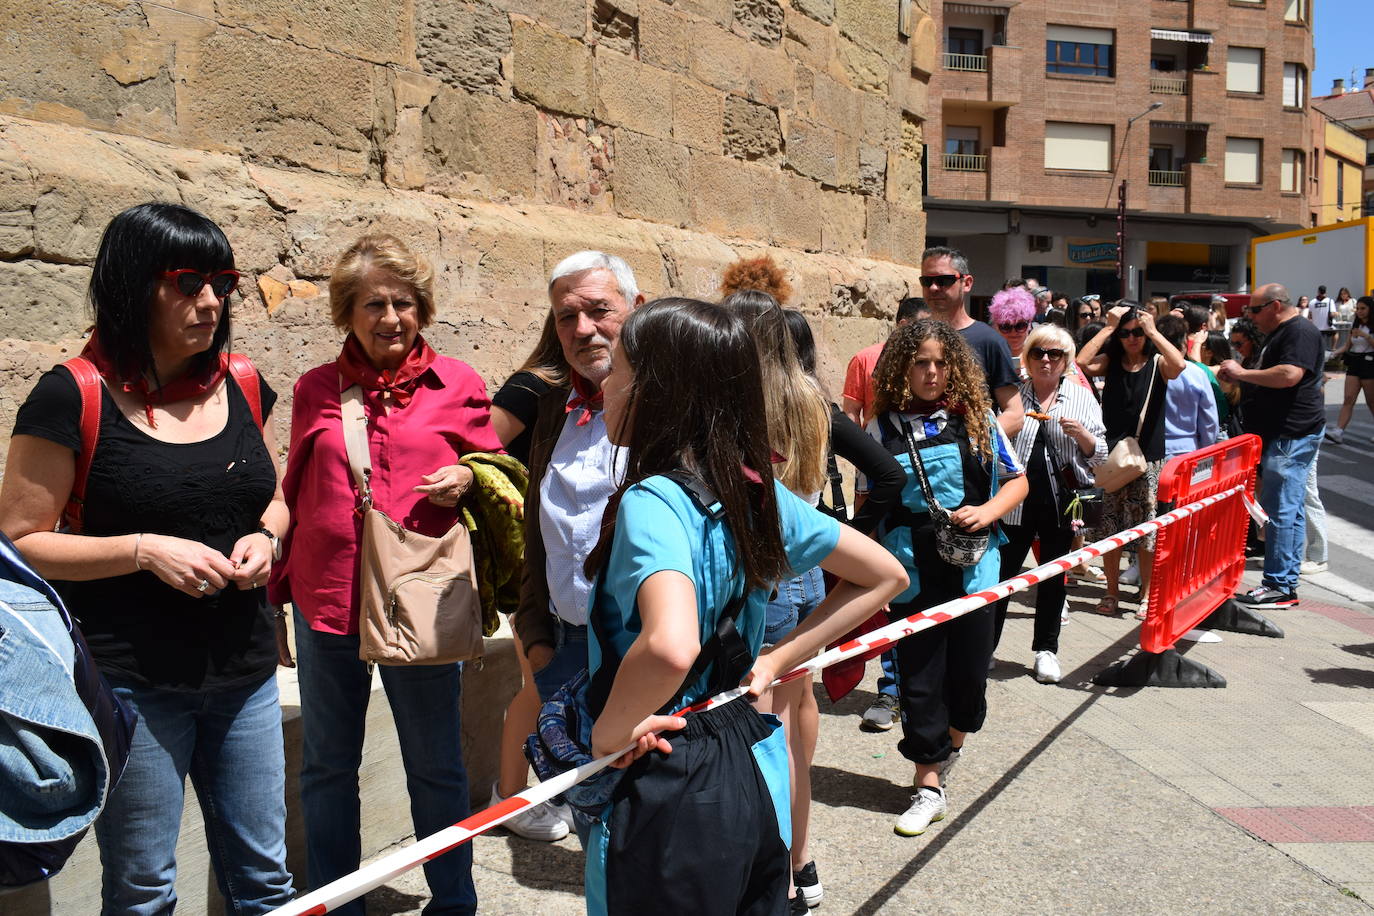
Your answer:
[1093,355,1158,494]
[340,383,484,665]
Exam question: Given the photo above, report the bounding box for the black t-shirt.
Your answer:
[491,370,554,468]
[1243,316,1326,441]
[13,367,280,691]
[1102,355,1168,462]
[958,321,1019,400]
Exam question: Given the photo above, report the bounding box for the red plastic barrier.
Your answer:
[1141,434,1261,654]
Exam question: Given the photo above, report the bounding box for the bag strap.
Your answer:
[824,448,846,518]
[1134,355,1159,441]
[227,353,263,431]
[338,379,375,510]
[60,357,103,534]
[897,417,943,514]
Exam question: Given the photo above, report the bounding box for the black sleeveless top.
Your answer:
[1101,356,1167,462]
[14,368,280,691]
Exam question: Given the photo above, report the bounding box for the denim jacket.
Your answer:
[0,534,134,888]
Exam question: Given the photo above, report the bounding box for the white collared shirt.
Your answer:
[538,400,625,625]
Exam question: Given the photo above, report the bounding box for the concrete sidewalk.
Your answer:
[360,558,1374,914]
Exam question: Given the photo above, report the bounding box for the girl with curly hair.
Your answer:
[865,319,1027,838]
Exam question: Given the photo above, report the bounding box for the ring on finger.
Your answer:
[196,579,211,593]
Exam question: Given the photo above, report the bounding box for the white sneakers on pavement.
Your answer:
[895,786,947,837]
[488,783,570,842]
[1033,650,1062,684]
[1119,562,1140,587]
[1300,560,1329,576]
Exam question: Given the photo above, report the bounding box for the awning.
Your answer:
[1153,121,1211,132]
[945,2,1013,14]
[1151,28,1213,43]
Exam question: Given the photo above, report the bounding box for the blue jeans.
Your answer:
[762,567,825,646]
[294,617,475,915]
[877,651,900,699]
[1259,431,1323,593]
[531,617,588,704]
[95,675,293,915]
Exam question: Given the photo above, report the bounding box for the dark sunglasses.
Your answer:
[1116,327,1146,339]
[919,273,963,288]
[1246,299,1276,315]
[1076,311,1093,319]
[998,321,1030,333]
[164,269,240,299]
[1028,347,1067,361]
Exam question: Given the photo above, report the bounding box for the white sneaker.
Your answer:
[1120,563,1140,587]
[1324,427,1344,445]
[1061,600,1070,626]
[488,783,569,842]
[895,787,946,836]
[1033,650,1063,684]
[1300,560,1329,576]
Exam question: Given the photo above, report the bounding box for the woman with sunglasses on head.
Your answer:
[0,202,294,912]
[1075,302,1186,617]
[992,325,1105,683]
[585,298,906,915]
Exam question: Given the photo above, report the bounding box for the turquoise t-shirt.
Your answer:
[587,475,841,708]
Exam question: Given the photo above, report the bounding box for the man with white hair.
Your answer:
[513,252,644,697]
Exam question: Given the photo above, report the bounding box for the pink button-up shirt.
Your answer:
[269,356,503,635]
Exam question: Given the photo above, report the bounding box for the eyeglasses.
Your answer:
[997,321,1030,333]
[1246,300,1277,315]
[1077,311,1093,319]
[164,269,240,299]
[1116,327,1146,339]
[919,274,963,289]
[1028,347,1067,361]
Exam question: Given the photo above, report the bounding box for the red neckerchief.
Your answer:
[80,331,228,428]
[336,333,437,409]
[908,395,967,417]
[564,372,603,426]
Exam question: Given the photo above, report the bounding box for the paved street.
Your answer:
[363,378,1374,915]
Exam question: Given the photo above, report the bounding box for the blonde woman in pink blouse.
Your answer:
[269,233,501,915]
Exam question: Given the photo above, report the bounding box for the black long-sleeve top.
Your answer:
[828,403,905,536]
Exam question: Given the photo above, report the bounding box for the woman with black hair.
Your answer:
[584,298,906,915]
[1076,303,1186,617]
[1327,296,1374,445]
[0,203,294,912]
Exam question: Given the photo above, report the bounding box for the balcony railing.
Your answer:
[1150,75,1188,95]
[944,52,988,72]
[944,153,989,172]
[1149,169,1186,187]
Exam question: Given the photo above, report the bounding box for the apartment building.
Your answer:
[1312,71,1374,224]
[923,0,1314,301]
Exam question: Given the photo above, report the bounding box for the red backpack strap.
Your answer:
[60,357,103,534]
[227,353,263,431]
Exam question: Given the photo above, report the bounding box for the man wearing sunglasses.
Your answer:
[1217,283,1327,608]
[919,247,1024,437]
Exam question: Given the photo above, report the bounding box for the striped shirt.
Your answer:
[1003,377,1107,528]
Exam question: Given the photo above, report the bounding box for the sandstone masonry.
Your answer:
[0,0,934,468]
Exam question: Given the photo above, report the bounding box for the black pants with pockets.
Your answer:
[605,698,788,916]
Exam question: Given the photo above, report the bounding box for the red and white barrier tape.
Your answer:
[273,483,1244,915]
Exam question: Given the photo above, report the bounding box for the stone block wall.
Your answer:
[0,0,934,464]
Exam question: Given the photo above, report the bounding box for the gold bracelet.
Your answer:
[133,532,144,570]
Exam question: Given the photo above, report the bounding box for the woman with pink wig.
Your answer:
[990,286,1037,375]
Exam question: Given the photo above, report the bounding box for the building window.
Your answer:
[948,27,984,56]
[945,126,980,157]
[1280,149,1304,192]
[1046,26,1114,78]
[1151,54,1177,73]
[1283,63,1307,109]
[1285,0,1308,22]
[1225,137,1262,185]
[1338,163,1345,208]
[1226,47,1263,94]
[1045,121,1112,171]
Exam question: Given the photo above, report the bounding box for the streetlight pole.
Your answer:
[1116,100,1164,300]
